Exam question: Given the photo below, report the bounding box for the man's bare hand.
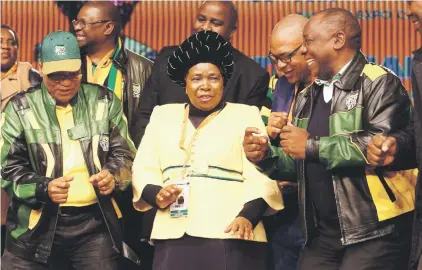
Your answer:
[367,135,397,167]
[267,112,288,139]
[48,176,73,204]
[90,170,115,195]
[243,127,269,163]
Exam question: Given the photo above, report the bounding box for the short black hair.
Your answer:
[201,1,238,31]
[316,8,361,51]
[80,2,122,39]
[1,24,19,47]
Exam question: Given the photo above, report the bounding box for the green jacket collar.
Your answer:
[333,51,368,91]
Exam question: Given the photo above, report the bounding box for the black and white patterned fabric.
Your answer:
[167,30,234,87]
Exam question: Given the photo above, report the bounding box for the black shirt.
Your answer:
[306,89,341,238]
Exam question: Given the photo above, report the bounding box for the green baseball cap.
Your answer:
[41,31,81,75]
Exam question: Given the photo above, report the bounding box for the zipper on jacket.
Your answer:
[78,94,120,255]
[301,162,308,245]
[78,140,120,255]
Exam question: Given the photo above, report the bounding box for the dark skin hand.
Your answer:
[243,127,269,163]
[280,124,310,160]
[367,135,397,167]
[48,176,74,204]
[267,112,288,139]
[90,170,115,195]
[224,216,254,241]
[156,184,183,209]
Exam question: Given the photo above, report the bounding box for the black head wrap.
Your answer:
[167,30,234,87]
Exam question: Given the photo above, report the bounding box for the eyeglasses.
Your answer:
[268,44,302,64]
[1,39,17,47]
[72,19,112,29]
[47,72,82,84]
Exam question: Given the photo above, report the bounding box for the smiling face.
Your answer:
[302,17,338,80]
[407,1,422,36]
[74,5,111,49]
[193,1,235,41]
[185,62,224,111]
[269,39,310,85]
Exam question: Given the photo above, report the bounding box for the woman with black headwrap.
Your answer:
[132,30,283,270]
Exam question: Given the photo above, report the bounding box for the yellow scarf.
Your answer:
[86,39,123,100]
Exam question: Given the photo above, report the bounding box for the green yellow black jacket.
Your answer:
[259,51,416,246]
[0,83,136,264]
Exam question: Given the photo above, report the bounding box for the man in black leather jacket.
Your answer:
[73,1,152,129]
[245,8,415,270]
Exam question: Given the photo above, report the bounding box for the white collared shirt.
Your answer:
[321,60,352,103]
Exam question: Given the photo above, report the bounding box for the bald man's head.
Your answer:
[269,14,313,85]
[271,14,308,48]
[312,8,361,51]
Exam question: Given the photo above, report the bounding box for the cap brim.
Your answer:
[42,59,81,75]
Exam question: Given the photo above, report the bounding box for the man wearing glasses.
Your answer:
[244,14,314,270]
[73,1,152,129]
[248,8,414,269]
[1,31,137,270]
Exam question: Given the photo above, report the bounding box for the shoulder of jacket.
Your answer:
[153,103,185,115]
[361,63,388,81]
[80,83,113,101]
[297,84,312,97]
[232,49,267,74]
[29,68,40,76]
[9,87,39,111]
[125,48,153,66]
[159,46,178,55]
[226,102,259,115]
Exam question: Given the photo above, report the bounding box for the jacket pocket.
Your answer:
[28,207,43,230]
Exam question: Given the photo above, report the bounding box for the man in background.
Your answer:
[246,14,314,270]
[1,24,41,255]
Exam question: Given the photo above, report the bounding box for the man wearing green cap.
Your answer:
[0,31,137,269]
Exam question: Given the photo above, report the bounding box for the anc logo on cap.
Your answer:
[54,45,67,56]
[41,31,82,75]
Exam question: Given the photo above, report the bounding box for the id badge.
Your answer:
[169,180,190,218]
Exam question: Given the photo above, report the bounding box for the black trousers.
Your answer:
[2,204,119,270]
[298,225,412,270]
[153,235,268,270]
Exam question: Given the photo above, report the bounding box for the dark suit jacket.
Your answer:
[130,46,270,146]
